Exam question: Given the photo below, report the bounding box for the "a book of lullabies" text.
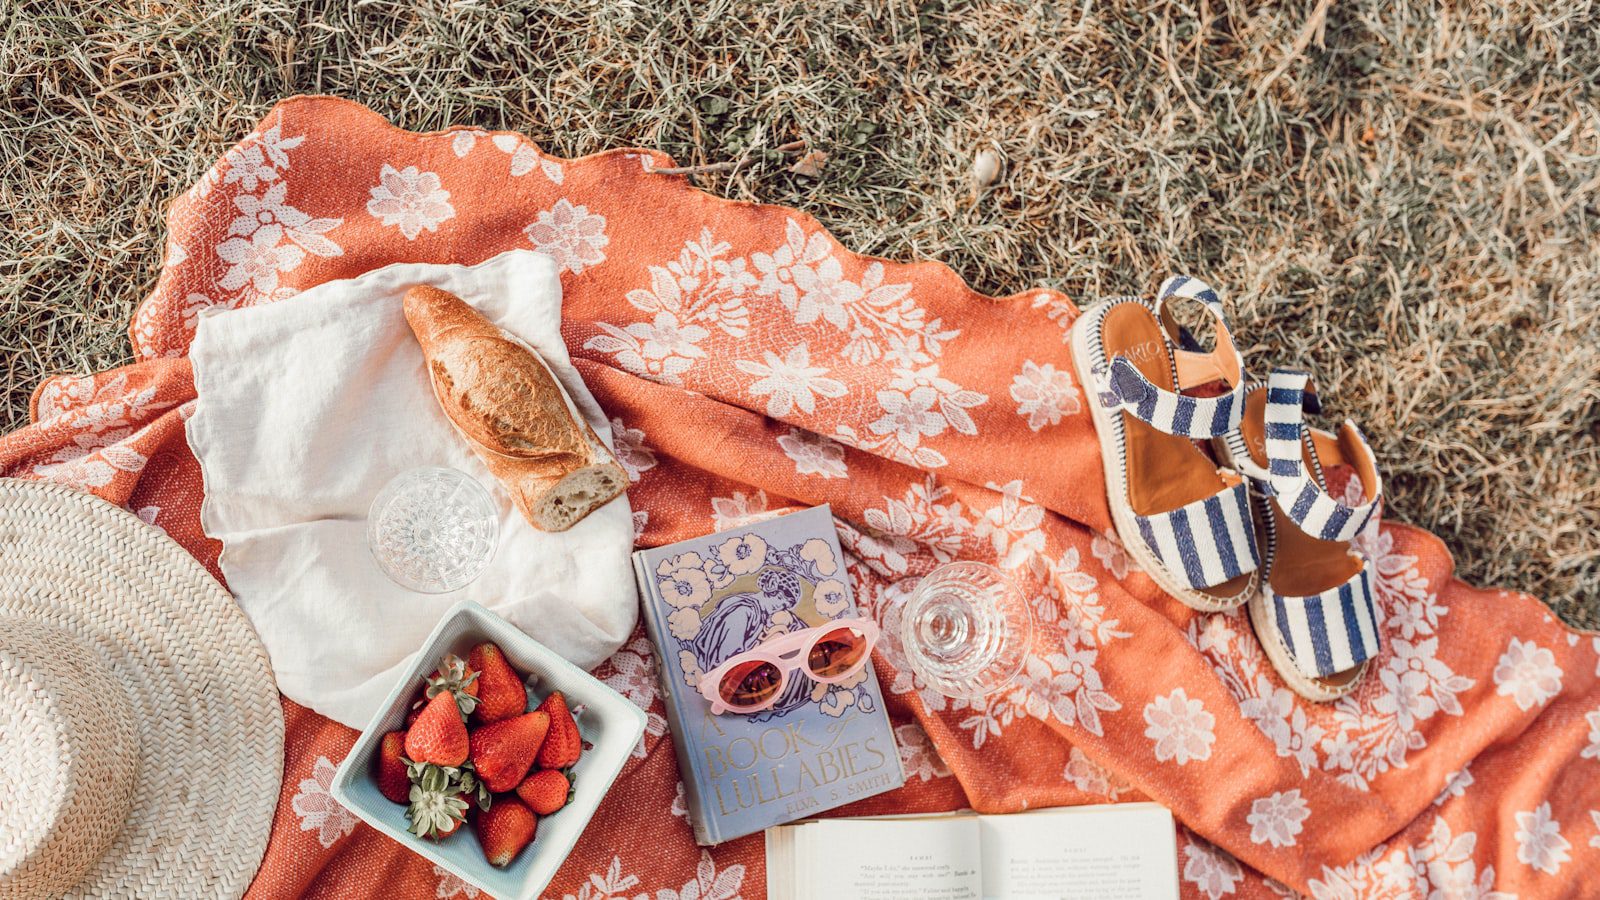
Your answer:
[633,504,905,845]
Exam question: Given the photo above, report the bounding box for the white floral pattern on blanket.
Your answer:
[1493,637,1563,712]
[213,131,343,304]
[562,853,744,900]
[1144,689,1216,765]
[290,756,358,849]
[526,198,609,275]
[1181,830,1245,900]
[139,124,343,358]
[26,372,173,490]
[1062,746,1130,800]
[1307,816,1514,899]
[1009,360,1080,431]
[610,416,659,483]
[432,865,479,899]
[446,132,565,184]
[1247,790,1310,848]
[366,164,455,240]
[595,636,668,759]
[777,426,849,478]
[897,722,952,781]
[1514,801,1569,876]
[584,220,985,469]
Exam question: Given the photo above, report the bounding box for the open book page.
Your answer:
[978,803,1178,900]
[767,815,983,900]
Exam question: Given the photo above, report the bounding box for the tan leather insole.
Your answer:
[1102,305,1251,599]
[1239,390,1365,686]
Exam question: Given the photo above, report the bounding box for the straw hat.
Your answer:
[0,479,283,898]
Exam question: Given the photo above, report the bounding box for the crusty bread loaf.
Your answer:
[403,285,627,531]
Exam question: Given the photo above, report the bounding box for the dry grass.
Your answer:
[2,0,1596,618]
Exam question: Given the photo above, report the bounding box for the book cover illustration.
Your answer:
[634,505,905,845]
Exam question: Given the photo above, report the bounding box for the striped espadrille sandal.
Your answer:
[1218,368,1384,701]
[1069,276,1260,611]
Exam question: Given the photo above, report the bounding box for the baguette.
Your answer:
[403,285,627,531]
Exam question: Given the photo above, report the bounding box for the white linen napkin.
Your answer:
[187,250,637,728]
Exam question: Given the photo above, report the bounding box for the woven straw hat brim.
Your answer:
[0,479,284,899]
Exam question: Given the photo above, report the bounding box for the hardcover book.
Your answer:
[633,504,905,845]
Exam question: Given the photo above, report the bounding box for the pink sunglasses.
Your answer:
[697,617,880,715]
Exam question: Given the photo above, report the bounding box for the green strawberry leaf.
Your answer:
[426,654,481,718]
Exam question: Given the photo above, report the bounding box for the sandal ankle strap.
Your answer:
[1159,275,1246,392]
[1263,368,1383,543]
[1104,275,1248,439]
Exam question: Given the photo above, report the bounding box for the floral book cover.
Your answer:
[632,504,904,845]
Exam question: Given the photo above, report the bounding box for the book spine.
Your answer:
[632,551,721,845]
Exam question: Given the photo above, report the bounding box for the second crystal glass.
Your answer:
[894,561,1033,701]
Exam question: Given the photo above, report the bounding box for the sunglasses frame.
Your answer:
[697,617,880,715]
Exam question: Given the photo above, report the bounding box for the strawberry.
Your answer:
[476,797,537,867]
[469,710,550,792]
[406,762,470,840]
[374,730,412,804]
[535,691,582,769]
[426,653,480,718]
[515,768,573,815]
[404,687,428,729]
[405,691,470,767]
[468,642,527,724]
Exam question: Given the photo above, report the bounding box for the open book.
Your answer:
[765,802,1178,900]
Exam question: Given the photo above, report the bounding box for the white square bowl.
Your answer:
[332,600,646,900]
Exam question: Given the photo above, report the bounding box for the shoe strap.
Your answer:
[1270,564,1381,679]
[1105,275,1247,439]
[1132,480,1261,590]
[1263,368,1383,543]
[1157,275,1238,389]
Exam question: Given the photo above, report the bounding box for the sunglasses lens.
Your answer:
[808,625,869,678]
[718,659,783,709]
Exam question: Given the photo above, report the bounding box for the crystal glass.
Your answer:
[894,561,1033,701]
[367,467,499,593]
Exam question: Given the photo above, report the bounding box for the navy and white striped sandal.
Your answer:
[1069,276,1261,611]
[1218,368,1384,701]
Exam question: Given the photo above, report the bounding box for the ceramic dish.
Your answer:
[332,600,646,900]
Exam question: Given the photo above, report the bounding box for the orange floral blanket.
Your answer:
[3,96,1595,899]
